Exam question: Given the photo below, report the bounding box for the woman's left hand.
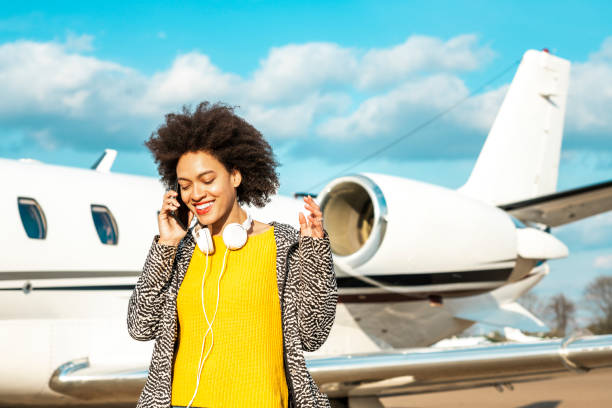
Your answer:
[298,195,324,238]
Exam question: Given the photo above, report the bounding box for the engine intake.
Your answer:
[319,175,387,268]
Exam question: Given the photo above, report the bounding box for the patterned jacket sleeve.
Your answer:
[295,229,338,352]
[127,235,178,341]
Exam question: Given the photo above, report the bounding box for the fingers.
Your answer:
[298,212,309,236]
[162,190,181,212]
[157,190,190,244]
[303,195,320,208]
[303,202,322,217]
[300,195,324,238]
[303,196,322,216]
[307,213,324,238]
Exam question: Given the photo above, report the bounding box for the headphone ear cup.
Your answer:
[196,227,214,254]
[223,223,247,250]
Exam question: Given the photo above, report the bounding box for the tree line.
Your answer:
[518,275,612,337]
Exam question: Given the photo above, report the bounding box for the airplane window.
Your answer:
[17,197,47,239]
[91,205,118,245]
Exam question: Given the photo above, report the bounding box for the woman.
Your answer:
[127,102,337,408]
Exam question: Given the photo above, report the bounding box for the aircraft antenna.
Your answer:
[303,56,522,194]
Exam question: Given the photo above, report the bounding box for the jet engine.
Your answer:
[318,173,519,276]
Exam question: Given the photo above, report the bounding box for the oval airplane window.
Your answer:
[17,197,47,239]
[91,205,119,245]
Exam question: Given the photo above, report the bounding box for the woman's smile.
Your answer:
[194,200,214,215]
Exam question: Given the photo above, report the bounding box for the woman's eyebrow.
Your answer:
[177,170,214,181]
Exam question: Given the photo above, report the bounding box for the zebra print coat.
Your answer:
[127,221,337,408]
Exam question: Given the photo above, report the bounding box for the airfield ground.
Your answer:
[9,368,611,407]
[379,368,612,407]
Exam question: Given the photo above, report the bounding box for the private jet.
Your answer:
[1,48,612,407]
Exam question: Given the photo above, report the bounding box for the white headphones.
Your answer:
[191,211,253,253]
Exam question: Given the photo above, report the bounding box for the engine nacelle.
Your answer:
[318,173,518,275]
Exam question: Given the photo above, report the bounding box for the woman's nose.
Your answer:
[192,182,208,201]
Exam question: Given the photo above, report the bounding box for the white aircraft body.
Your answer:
[1,49,612,407]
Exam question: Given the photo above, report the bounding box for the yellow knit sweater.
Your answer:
[171,226,288,408]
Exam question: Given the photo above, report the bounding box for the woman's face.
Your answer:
[176,150,241,228]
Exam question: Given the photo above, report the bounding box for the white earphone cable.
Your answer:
[186,247,230,407]
[186,250,209,408]
[199,248,229,365]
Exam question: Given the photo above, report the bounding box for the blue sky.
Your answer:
[1,1,610,321]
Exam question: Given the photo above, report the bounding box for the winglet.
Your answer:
[91,149,117,172]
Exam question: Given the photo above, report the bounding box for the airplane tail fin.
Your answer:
[458,50,571,205]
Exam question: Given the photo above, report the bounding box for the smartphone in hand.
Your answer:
[169,181,190,231]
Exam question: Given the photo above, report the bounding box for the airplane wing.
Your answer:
[498,179,612,227]
[309,334,612,402]
[49,334,612,406]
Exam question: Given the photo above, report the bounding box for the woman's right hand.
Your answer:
[157,189,193,246]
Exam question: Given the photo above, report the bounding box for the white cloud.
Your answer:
[0,39,128,116]
[247,35,494,100]
[143,52,243,114]
[449,84,508,132]
[594,254,612,269]
[248,42,357,103]
[589,37,612,62]
[565,36,612,139]
[242,92,351,138]
[2,32,611,162]
[0,33,495,151]
[317,74,468,140]
[64,32,95,52]
[358,34,495,89]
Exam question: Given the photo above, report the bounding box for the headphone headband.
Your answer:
[192,210,252,253]
[241,212,253,231]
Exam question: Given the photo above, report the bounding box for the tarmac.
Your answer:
[6,369,611,407]
[378,368,612,407]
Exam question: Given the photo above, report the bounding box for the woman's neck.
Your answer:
[209,201,246,236]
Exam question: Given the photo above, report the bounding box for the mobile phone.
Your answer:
[169,181,190,231]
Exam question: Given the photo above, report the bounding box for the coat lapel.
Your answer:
[176,226,196,289]
[270,221,298,301]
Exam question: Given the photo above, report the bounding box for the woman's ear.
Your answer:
[231,169,242,188]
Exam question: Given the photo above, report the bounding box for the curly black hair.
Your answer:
[144,101,280,207]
